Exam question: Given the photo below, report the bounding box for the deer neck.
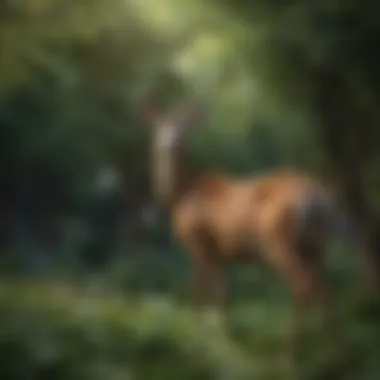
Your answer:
[155,144,199,211]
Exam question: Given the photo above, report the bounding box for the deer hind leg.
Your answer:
[298,242,338,341]
[265,239,334,361]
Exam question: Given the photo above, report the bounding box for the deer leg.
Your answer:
[191,255,211,312]
[208,259,227,314]
[192,256,227,311]
[264,240,331,361]
[288,275,315,361]
[299,243,341,354]
[185,232,220,310]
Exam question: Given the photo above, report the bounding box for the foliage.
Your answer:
[0,261,380,380]
[1,1,380,379]
[0,281,255,380]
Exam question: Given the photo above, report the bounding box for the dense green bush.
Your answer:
[1,195,378,378]
[0,281,258,380]
[0,251,379,380]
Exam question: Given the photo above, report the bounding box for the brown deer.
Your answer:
[139,94,347,359]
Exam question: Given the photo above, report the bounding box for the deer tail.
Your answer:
[296,187,355,243]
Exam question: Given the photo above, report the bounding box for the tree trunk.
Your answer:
[314,68,380,296]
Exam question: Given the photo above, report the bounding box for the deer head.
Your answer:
[139,95,208,205]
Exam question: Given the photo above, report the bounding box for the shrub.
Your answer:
[0,281,256,380]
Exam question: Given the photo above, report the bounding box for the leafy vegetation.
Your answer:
[0,253,379,380]
[1,0,380,379]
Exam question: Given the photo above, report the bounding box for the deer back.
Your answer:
[171,169,336,260]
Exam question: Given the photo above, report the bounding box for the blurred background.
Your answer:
[0,0,380,379]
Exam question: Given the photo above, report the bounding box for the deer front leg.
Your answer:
[185,234,221,309]
[188,242,229,330]
[194,255,230,333]
[191,255,211,311]
[208,258,227,314]
[191,256,227,311]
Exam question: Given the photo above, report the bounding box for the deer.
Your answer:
[138,93,349,361]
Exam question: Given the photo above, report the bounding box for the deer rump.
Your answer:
[172,169,335,263]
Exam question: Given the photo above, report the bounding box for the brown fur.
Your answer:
[140,97,341,360]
